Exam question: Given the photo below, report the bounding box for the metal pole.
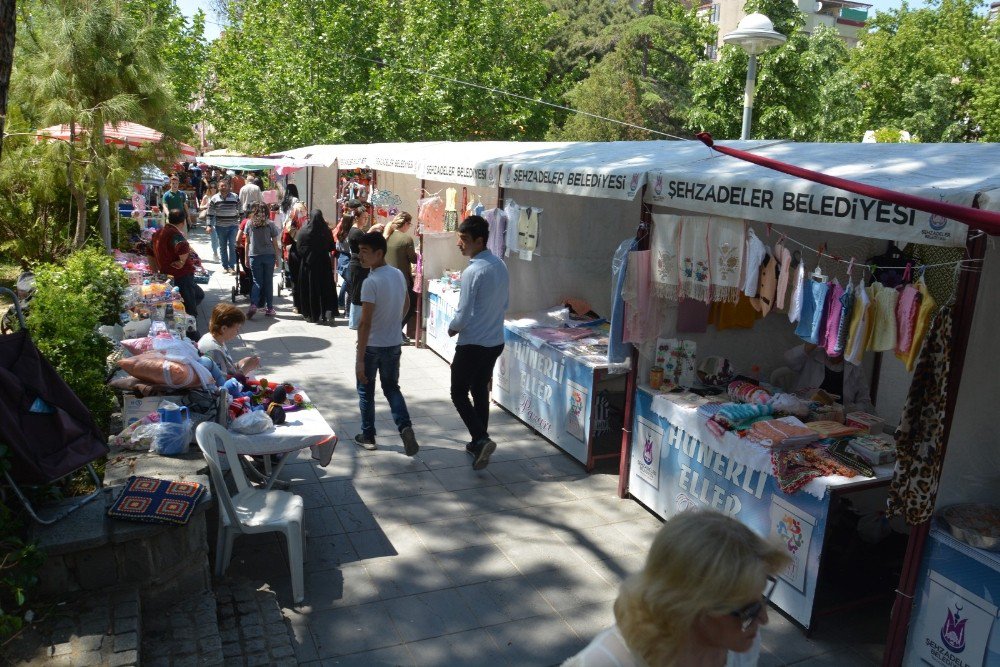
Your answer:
[740,54,757,141]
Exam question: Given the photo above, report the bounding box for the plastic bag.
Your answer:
[230,410,274,435]
[148,421,193,456]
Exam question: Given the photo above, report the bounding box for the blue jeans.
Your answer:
[216,225,239,270]
[208,216,219,256]
[250,254,275,308]
[357,345,411,438]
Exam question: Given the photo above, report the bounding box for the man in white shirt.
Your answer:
[354,232,419,456]
[238,175,264,217]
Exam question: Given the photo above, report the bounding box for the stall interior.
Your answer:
[627,209,971,620]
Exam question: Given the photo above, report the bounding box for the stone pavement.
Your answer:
[185,230,883,666]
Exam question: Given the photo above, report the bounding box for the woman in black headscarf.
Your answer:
[295,209,338,324]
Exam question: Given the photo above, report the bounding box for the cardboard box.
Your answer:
[848,434,897,465]
[846,411,886,434]
[123,395,183,426]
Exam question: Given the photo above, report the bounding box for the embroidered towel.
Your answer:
[623,250,661,343]
[650,212,681,300]
[708,217,745,303]
[678,217,711,303]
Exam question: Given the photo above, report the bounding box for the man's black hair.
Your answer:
[167,209,186,226]
[357,231,387,256]
[458,215,489,244]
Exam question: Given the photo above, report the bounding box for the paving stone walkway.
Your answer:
[173,231,885,665]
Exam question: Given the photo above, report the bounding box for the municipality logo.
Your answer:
[654,174,663,196]
[628,173,641,196]
[642,436,654,465]
[941,604,967,653]
[928,195,949,231]
[487,166,496,187]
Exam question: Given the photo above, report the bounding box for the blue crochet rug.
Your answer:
[108,476,206,526]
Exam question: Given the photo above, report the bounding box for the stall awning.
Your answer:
[498,140,780,201]
[37,122,197,159]
[196,155,330,173]
[644,143,1000,248]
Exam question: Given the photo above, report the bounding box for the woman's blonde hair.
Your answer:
[614,509,791,666]
[384,211,412,239]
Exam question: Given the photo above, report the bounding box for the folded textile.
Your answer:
[707,403,773,436]
[696,402,726,419]
[749,417,819,449]
[772,450,823,494]
[728,380,772,405]
[806,420,859,439]
[768,393,810,418]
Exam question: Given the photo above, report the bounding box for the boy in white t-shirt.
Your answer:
[354,232,419,456]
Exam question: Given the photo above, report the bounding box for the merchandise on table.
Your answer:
[938,503,1000,551]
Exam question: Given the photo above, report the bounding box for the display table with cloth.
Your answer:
[424,278,461,363]
[629,385,892,629]
[491,322,629,470]
[225,390,336,490]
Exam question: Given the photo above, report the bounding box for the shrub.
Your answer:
[27,248,127,432]
[0,445,45,646]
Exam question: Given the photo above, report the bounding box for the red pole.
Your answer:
[881,228,988,666]
[415,178,427,347]
[617,190,652,499]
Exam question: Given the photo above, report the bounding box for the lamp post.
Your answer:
[723,13,787,140]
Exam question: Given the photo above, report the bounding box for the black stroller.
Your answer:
[0,287,107,524]
[230,231,253,303]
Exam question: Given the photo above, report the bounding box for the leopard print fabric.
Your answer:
[886,306,952,525]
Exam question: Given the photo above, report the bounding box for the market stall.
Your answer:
[619,142,1000,633]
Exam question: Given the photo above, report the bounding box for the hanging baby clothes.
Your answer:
[708,217,745,303]
[866,282,899,352]
[516,207,541,259]
[793,275,817,340]
[833,281,856,357]
[894,278,921,357]
[650,213,681,300]
[418,195,445,233]
[750,252,778,317]
[484,207,508,257]
[503,199,521,256]
[787,262,806,324]
[742,230,766,297]
[800,279,830,345]
[898,279,937,372]
[844,281,873,366]
[819,281,844,351]
[473,200,485,216]
[886,306,952,525]
[608,239,635,364]
[774,242,793,310]
[678,217,710,302]
[444,187,459,232]
[622,250,662,343]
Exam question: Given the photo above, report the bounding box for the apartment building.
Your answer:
[699,0,870,59]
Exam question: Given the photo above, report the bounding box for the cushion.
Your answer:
[107,476,206,526]
[120,337,156,355]
[118,352,202,389]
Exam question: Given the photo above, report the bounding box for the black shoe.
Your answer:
[354,433,377,451]
[401,334,412,346]
[400,426,419,456]
[471,438,496,471]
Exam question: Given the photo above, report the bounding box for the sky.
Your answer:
[176,0,907,43]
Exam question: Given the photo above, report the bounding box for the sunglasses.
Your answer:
[730,576,777,632]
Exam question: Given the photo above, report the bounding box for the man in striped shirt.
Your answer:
[208,178,241,273]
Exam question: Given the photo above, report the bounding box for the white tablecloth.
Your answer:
[228,390,336,456]
[644,386,892,499]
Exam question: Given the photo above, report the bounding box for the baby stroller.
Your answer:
[0,287,106,523]
[230,229,253,303]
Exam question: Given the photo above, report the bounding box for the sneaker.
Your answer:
[247,305,257,319]
[471,438,497,471]
[265,307,276,317]
[354,433,377,451]
[212,253,219,261]
[401,334,412,346]
[400,426,419,456]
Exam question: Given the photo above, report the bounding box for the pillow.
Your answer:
[118,352,203,389]
[123,318,152,339]
[108,476,206,526]
[120,337,156,355]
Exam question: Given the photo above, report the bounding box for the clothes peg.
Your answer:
[766,223,773,237]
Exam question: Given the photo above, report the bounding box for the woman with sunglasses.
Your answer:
[563,509,790,667]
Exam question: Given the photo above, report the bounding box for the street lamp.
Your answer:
[723,13,787,140]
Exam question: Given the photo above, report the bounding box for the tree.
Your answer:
[12,0,178,249]
[551,0,713,141]
[686,0,856,141]
[847,0,992,142]
[0,0,14,166]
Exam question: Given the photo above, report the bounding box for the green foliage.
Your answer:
[551,0,713,140]
[846,0,991,142]
[0,445,45,644]
[27,248,126,432]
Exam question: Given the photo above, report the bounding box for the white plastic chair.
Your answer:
[195,421,305,603]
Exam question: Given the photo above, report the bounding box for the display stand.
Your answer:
[904,523,1000,666]
[492,323,628,470]
[424,278,460,363]
[627,386,893,629]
